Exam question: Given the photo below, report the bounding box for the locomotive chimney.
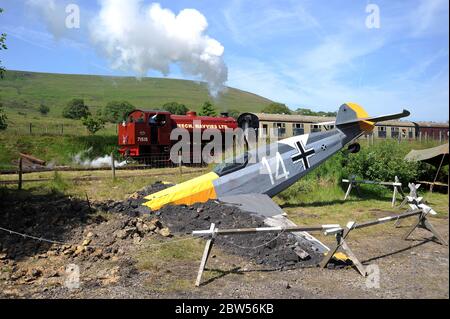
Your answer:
[220,112,229,117]
[187,111,197,117]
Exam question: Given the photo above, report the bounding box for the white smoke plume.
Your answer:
[72,148,127,168]
[90,0,228,95]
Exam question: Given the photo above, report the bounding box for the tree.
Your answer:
[102,100,134,123]
[227,109,240,119]
[0,102,7,130]
[162,102,189,115]
[295,108,337,117]
[38,104,50,115]
[199,101,217,117]
[0,8,7,79]
[261,102,291,114]
[62,98,90,119]
[82,116,105,135]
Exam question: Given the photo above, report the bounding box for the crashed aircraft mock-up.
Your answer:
[143,103,410,256]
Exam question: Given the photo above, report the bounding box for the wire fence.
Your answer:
[4,122,118,136]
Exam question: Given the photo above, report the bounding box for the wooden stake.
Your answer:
[18,157,23,190]
[195,223,216,287]
[111,152,116,181]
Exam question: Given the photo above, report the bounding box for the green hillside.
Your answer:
[0,70,273,119]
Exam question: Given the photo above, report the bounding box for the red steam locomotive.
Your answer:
[118,109,241,163]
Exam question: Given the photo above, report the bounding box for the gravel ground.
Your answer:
[0,183,448,299]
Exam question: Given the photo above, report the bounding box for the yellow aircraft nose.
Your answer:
[143,172,219,211]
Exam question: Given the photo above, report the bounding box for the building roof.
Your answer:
[253,113,417,127]
[413,121,449,128]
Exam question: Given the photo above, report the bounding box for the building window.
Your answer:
[273,122,286,137]
[391,127,400,138]
[408,127,413,139]
[261,124,268,137]
[378,126,386,138]
[311,124,321,133]
[293,123,304,136]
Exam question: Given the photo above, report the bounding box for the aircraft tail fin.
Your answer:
[335,103,410,133]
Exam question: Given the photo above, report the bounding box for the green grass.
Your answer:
[0,130,118,168]
[0,70,273,124]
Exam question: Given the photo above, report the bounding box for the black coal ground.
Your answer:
[105,182,330,269]
[156,201,324,269]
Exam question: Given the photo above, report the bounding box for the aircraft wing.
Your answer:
[217,193,285,218]
[217,194,330,254]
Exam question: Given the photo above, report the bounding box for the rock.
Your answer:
[293,247,310,260]
[0,252,8,260]
[74,245,85,256]
[147,223,157,232]
[149,218,162,229]
[158,227,171,237]
[129,192,140,200]
[132,233,142,245]
[115,226,136,239]
[82,238,91,246]
[92,249,103,258]
[86,232,95,239]
[30,268,42,278]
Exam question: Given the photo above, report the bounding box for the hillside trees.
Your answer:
[102,100,134,123]
[199,101,217,116]
[62,98,90,119]
[162,102,188,115]
[295,108,337,117]
[261,102,291,114]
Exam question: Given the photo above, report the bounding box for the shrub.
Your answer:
[342,140,421,184]
[62,98,90,119]
[102,101,134,123]
[38,104,50,115]
[162,102,188,115]
[82,116,105,135]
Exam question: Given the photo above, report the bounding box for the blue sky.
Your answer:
[0,0,448,121]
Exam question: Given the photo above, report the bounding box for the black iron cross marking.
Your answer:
[291,140,315,170]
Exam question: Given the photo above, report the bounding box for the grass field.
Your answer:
[0,70,273,126]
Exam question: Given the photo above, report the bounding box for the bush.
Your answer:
[82,116,105,135]
[342,140,421,184]
[102,101,134,123]
[38,104,50,115]
[162,102,188,115]
[62,98,90,119]
[0,102,7,130]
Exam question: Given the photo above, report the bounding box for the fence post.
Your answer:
[18,157,23,190]
[61,124,64,135]
[111,152,116,181]
[29,123,32,134]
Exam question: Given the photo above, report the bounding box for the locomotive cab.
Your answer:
[118,109,172,158]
